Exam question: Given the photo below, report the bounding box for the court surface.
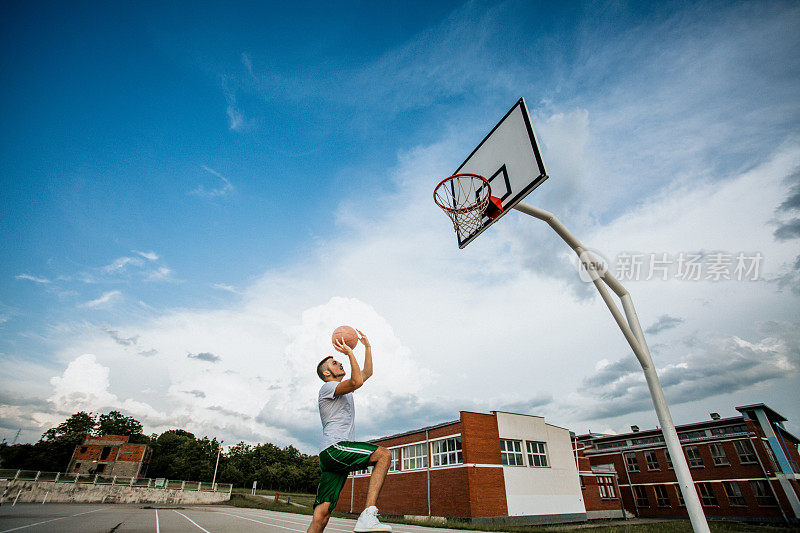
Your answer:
[0,504,489,533]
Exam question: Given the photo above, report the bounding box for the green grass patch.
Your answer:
[229,488,316,507]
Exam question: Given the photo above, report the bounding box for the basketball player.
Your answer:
[308,329,392,533]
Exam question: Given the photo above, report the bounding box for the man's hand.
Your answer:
[356,329,370,348]
[333,337,354,355]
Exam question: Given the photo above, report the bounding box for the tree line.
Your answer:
[0,411,320,493]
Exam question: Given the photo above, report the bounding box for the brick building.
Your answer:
[342,411,591,524]
[67,434,151,478]
[576,403,800,525]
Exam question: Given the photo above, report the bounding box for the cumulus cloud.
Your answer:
[645,315,685,335]
[577,322,800,420]
[49,354,119,412]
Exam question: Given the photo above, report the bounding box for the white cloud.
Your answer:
[15,274,50,284]
[82,290,122,308]
[134,250,159,261]
[147,267,174,282]
[102,256,140,273]
[212,283,240,294]
[49,354,118,412]
[191,166,235,198]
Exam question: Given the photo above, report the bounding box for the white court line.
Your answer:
[235,509,351,532]
[174,510,211,533]
[217,511,306,532]
[242,509,473,533]
[0,508,102,533]
[155,509,160,533]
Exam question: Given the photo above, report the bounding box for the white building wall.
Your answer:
[495,412,585,517]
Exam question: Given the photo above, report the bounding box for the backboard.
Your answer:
[449,98,548,248]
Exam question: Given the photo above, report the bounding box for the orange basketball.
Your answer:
[332,325,359,349]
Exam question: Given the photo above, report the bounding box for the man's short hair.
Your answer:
[317,356,333,381]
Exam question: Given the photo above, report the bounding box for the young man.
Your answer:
[308,329,392,533]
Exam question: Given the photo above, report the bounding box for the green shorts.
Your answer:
[313,441,378,510]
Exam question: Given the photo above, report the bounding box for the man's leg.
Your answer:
[307,502,331,533]
[365,446,391,508]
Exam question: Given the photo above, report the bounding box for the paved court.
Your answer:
[0,504,488,533]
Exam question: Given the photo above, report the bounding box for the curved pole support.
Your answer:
[513,201,710,533]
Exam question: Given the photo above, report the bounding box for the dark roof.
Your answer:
[736,403,787,422]
[369,419,460,443]
[582,415,745,443]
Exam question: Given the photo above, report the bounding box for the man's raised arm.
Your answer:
[333,337,364,396]
[358,329,373,381]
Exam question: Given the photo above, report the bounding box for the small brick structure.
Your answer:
[67,434,151,478]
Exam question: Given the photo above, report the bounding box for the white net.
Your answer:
[433,174,490,237]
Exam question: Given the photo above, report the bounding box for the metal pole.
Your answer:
[211,440,223,490]
[512,201,710,533]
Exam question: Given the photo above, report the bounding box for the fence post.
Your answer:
[130,477,135,487]
[14,470,20,480]
[111,476,116,486]
[181,480,185,491]
[229,484,232,495]
[147,478,152,488]
[74,474,79,484]
[197,482,201,491]
[164,479,169,490]
[54,473,60,483]
[34,471,41,481]
[93,474,98,485]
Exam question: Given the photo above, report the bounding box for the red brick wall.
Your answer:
[339,412,509,518]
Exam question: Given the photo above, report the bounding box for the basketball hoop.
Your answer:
[434,173,502,237]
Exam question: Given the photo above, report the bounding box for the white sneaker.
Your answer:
[353,505,392,532]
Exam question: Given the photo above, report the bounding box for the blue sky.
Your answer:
[2,1,799,450]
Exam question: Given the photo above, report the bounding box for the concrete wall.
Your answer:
[495,412,585,518]
[3,480,230,505]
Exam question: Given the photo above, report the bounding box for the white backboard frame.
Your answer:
[453,98,548,248]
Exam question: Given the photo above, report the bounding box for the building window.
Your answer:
[751,480,777,506]
[80,446,88,453]
[352,466,373,476]
[526,441,548,467]
[624,452,640,472]
[74,462,81,471]
[500,439,524,466]
[734,439,757,464]
[96,464,106,473]
[654,485,670,507]
[431,437,462,467]
[685,445,703,467]
[722,481,746,507]
[633,486,649,507]
[598,476,616,499]
[402,443,428,470]
[644,450,659,470]
[708,443,729,466]
[389,448,399,472]
[711,424,748,435]
[674,484,685,507]
[697,483,718,506]
[664,450,674,469]
[679,430,706,441]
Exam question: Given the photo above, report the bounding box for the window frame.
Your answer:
[401,442,428,471]
[697,482,719,507]
[598,476,616,499]
[430,436,463,468]
[389,448,400,472]
[624,452,640,472]
[654,485,670,507]
[525,440,549,468]
[733,439,757,464]
[633,485,649,507]
[644,450,660,471]
[751,480,777,507]
[685,445,704,467]
[709,443,729,466]
[500,439,525,467]
[722,481,746,507]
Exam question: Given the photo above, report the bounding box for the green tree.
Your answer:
[98,410,143,437]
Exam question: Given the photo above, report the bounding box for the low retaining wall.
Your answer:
[3,480,230,505]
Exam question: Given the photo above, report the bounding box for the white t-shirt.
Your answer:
[318,380,355,452]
